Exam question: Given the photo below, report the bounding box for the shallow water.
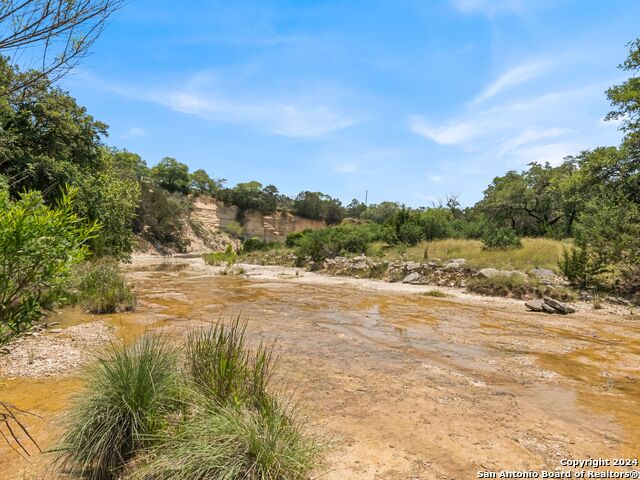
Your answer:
[1,258,639,479]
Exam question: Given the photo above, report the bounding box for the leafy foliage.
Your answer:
[481,227,522,250]
[0,182,98,344]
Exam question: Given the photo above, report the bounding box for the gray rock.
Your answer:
[443,262,462,270]
[543,296,576,314]
[529,268,558,281]
[542,303,557,314]
[507,270,529,282]
[450,258,466,265]
[402,272,423,284]
[606,296,632,306]
[405,261,421,272]
[525,299,545,312]
[477,268,500,279]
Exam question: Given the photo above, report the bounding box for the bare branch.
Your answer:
[0,0,125,94]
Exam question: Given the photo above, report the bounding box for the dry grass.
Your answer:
[383,237,570,272]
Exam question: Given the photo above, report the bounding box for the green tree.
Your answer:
[151,157,190,193]
[190,169,225,195]
[76,154,141,261]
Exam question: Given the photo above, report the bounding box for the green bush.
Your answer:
[558,246,606,288]
[203,245,237,265]
[481,227,522,250]
[242,237,281,253]
[295,223,392,261]
[55,335,178,480]
[74,259,136,314]
[397,222,423,246]
[0,183,98,344]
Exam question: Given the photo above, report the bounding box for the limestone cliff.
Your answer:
[188,196,325,246]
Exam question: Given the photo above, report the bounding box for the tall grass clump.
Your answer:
[203,245,237,266]
[133,319,320,480]
[186,319,274,408]
[131,398,318,480]
[55,335,177,480]
[75,259,136,313]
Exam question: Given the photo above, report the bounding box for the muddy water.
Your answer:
[1,258,639,479]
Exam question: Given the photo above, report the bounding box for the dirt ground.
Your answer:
[1,256,639,479]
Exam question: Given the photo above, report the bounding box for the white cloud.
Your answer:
[410,67,617,170]
[498,127,569,155]
[79,71,357,139]
[450,0,527,16]
[409,116,494,145]
[427,174,443,183]
[473,60,552,104]
[121,126,148,139]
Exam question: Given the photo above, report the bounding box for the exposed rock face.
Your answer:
[476,268,528,282]
[190,197,325,243]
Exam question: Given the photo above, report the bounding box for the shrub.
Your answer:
[0,184,98,344]
[423,290,451,298]
[55,335,177,480]
[74,259,136,314]
[558,246,606,288]
[397,222,423,246]
[203,245,237,266]
[295,223,392,261]
[242,237,280,253]
[224,221,244,238]
[481,227,522,250]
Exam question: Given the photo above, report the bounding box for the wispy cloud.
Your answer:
[121,126,148,139]
[410,66,616,168]
[472,59,552,104]
[450,0,527,17]
[77,72,358,139]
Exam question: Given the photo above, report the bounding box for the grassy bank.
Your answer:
[236,237,569,273]
[380,237,569,272]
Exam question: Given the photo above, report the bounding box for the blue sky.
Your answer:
[63,0,640,207]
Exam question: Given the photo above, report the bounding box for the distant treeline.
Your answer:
[1,38,639,292]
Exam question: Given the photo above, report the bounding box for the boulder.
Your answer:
[402,272,423,284]
[477,268,500,279]
[529,268,558,282]
[543,296,576,314]
[541,303,557,314]
[525,299,545,312]
[443,262,462,270]
[507,270,529,282]
[405,261,421,272]
[450,258,466,265]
